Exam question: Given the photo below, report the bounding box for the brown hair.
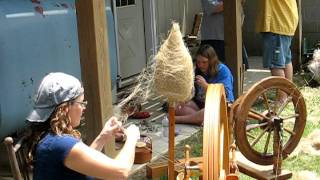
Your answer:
[50,102,81,138]
[195,44,220,78]
[27,101,81,164]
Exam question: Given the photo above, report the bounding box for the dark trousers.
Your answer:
[242,43,249,70]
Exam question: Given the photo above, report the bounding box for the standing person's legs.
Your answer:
[262,32,293,102]
[283,36,294,81]
[201,40,225,62]
[271,68,285,77]
[262,33,293,78]
[271,35,293,80]
[262,33,283,74]
[284,63,293,81]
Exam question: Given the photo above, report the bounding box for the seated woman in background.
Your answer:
[26,72,140,180]
[175,44,234,125]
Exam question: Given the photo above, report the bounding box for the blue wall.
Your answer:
[0,0,118,139]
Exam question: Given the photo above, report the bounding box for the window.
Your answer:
[116,0,135,7]
[116,0,120,7]
[121,0,127,6]
[128,0,135,5]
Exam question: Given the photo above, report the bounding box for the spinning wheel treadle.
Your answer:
[235,77,307,165]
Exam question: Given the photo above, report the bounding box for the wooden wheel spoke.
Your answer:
[277,97,293,115]
[262,93,271,113]
[246,122,268,131]
[248,109,271,121]
[263,131,272,154]
[247,133,255,139]
[282,113,299,121]
[284,127,296,136]
[250,127,269,147]
[235,77,306,165]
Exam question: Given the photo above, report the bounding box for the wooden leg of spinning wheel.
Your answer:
[184,145,191,180]
[273,119,283,175]
[227,144,239,180]
[168,102,176,180]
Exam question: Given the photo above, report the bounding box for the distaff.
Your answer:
[153,23,194,180]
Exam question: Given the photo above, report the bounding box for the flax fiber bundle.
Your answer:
[153,23,194,102]
[114,23,193,122]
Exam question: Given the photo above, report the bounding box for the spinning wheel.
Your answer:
[178,84,230,180]
[234,77,307,165]
[160,77,306,180]
[203,84,230,179]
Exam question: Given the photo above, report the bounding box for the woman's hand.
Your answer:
[90,116,123,150]
[195,75,208,89]
[99,116,123,141]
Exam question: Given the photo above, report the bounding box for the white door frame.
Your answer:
[111,0,121,85]
[143,0,158,59]
[112,0,157,88]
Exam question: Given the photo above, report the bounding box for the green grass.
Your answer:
[280,84,320,178]
[174,130,203,159]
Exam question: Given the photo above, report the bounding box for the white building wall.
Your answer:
[155,0,201,44]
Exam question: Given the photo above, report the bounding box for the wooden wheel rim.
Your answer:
[235,77,307,165]
[228,94,244,143]
[203,84,230,180]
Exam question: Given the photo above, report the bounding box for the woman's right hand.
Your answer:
[125,124,140,142]
[195,75,208,89]
[99,117,122,141]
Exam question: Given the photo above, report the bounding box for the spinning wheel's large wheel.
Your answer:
[202,84,230,180]
[235,77,307,165]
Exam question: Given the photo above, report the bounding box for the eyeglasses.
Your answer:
[73,100,88,108]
